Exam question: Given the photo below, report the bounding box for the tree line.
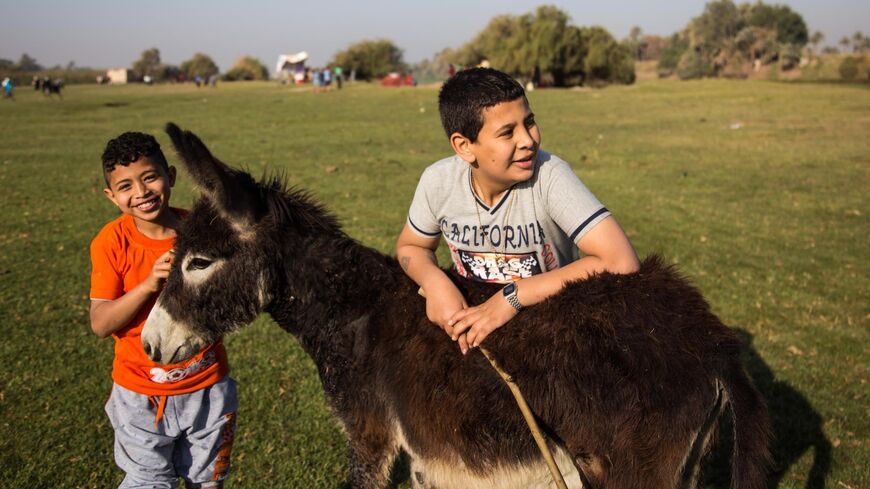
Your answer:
[5,2,866,86]
[330,5,635,87]
[129,49,269,82]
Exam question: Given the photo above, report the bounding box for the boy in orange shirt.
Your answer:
[90,132,236,488]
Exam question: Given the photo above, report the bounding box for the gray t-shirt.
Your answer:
[407,150,610,283]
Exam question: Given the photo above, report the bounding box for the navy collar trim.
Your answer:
[467,169,516,215]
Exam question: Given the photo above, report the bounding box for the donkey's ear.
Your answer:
[165,122,263,232]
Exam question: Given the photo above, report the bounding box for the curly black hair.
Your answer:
[438,67,526,142]
[101,132,169,184]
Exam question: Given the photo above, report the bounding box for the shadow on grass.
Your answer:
[703,329,832,489]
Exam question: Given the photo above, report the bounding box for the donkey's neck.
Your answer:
[268,229,409,347]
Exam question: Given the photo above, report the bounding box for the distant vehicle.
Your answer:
[380,73,416,87]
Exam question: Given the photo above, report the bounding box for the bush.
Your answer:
[677,50,713,80]
[332,39,405,81]
[839,56,859,80]
[180,53,219,79]
[780,43,802,71]
[224,56,269,81]
[657,34,689,77]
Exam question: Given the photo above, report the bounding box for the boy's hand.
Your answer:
[423,278,472,353]
[447,290,518,353]
[144,250,174,293]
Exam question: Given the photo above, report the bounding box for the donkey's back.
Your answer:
[350,256,770,489]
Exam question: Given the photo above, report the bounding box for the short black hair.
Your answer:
[438,67,526,142]
[101,132,169,184]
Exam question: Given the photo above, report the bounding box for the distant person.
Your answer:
[195,75,203,87]
[2,77,12,100]
[323,68,332,89]
[350,69,356,83]
[91,132,237,488]
[208,74,218,87]
[334,65,343,89]
[312,68,323,93]
[448,63,456,78]
[395,68,639,354]
[532,64,541,88]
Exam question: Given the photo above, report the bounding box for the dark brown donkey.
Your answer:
[142,124,771,489]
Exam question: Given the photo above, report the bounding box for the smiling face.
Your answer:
[453,97,541,196]
[103,156,176,225]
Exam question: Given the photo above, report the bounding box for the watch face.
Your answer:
[503,283,516,296]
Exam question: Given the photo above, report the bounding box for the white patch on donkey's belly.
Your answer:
[394,423,584,489]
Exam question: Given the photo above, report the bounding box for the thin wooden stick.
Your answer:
[418,288,569,489]
[479,347,569,489]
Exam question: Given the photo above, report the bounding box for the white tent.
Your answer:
[276,52,309,83]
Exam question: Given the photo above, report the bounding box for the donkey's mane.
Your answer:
[259,172,341,235]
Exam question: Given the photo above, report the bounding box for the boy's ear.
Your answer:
[102,187,119,207]
[167,166,177,187]
[450,132,476,164]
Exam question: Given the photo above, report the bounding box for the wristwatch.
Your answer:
[502,282,523,312]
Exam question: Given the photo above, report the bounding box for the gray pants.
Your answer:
[105,377,237,489]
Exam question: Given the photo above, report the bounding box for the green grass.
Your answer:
[0,80,867,488]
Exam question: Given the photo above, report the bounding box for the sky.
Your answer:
[1,0,868,72]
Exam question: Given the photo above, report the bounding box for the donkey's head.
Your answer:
[141,123,336,364]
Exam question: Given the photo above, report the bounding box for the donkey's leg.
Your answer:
[345,416,401,489]
[678,383,727,489]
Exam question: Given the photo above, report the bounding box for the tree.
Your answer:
[839,36,851,52]
[626,26,646,60]
[852,32,865,53]
[665,0,812,78]
[447,5,631,86]
[224,56,269,81]
[157,64,181,82]
[527,6,587,86]
[745,3,808,45]
[15,53,43,71]
[839,56,859,80]
[687,0,743,55]
[180,53,219,79]
[810,31,824,53]
[331,39,405,80]
[0,58,14,70]
[132,48,162,79]
[657,34,689,77]
[583,26,634,83]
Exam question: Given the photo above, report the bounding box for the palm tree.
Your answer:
[839,36,851,53]
[852,32,865,53]
[810,31,824,54]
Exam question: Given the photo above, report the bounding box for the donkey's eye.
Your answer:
[187,257,213,271]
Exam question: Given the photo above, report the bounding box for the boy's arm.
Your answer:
[90,250,173,338]
[396,223,470,349]
[449,216,639,351]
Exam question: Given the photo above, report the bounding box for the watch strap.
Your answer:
[503,284,523,311]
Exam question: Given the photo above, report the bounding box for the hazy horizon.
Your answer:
[2,0,868,73]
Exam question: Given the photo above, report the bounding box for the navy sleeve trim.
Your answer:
[569,207,609,241]
[408,217,441,237]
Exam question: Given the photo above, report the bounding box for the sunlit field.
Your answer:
[0,79,866,488]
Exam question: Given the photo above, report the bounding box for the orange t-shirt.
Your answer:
[90,211,229,396]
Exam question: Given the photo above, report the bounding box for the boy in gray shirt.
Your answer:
[396,68,640,354]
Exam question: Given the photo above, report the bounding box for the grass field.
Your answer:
[0,79,867,488]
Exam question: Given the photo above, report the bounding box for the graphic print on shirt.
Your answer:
[457,250,541,282]
[149,351,217,383]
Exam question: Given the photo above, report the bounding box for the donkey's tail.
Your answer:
[721,361,772,489]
